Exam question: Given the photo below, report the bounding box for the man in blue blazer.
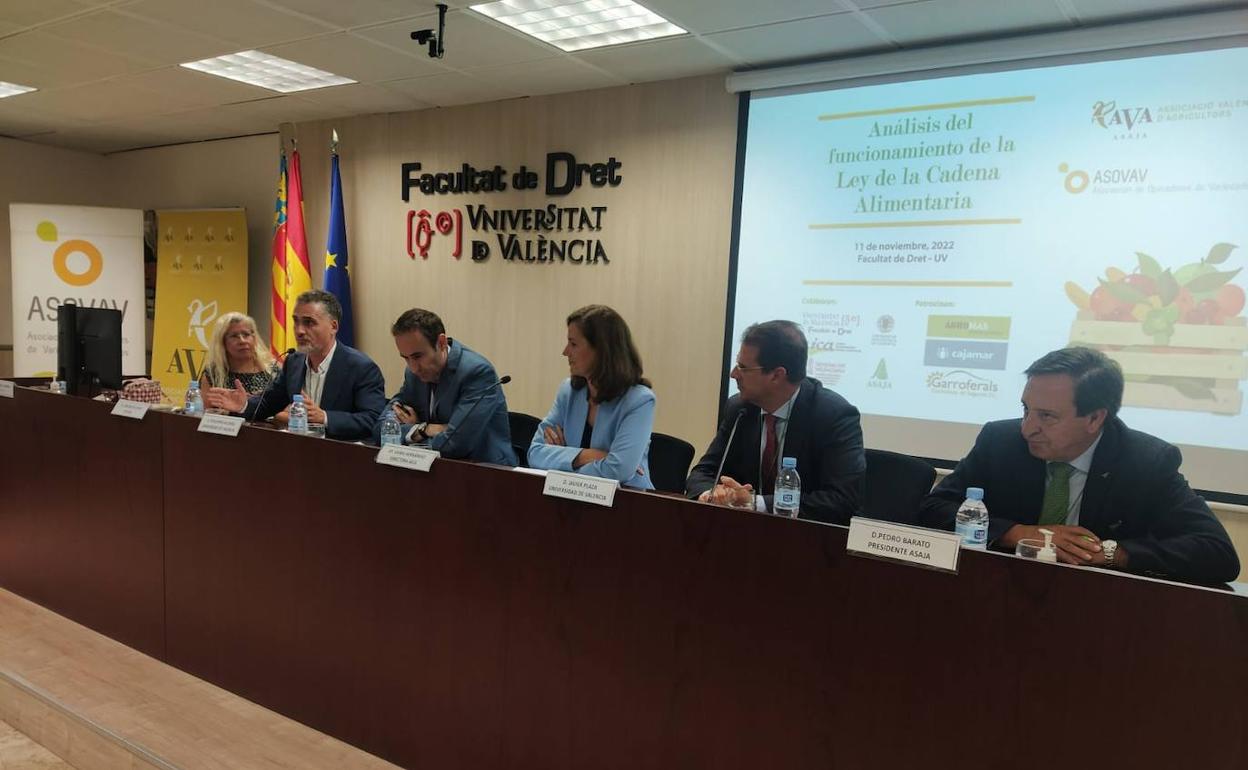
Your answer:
[919,347,1239,585]
[206,290,386,442]
[374,308,516,465]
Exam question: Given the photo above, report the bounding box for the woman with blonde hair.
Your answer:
[199,312,277,394]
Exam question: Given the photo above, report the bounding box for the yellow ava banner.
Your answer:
[151,210,248,403]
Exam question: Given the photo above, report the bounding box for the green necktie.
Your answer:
[1038,462,1073,526]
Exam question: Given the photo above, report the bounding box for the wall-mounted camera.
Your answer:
[410,4,448,59]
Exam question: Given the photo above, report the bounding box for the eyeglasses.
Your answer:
[732,362,766,373]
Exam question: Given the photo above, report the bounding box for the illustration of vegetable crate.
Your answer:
[1065,243,1246,416]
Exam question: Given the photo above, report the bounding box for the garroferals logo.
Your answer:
[36,220,103,286]
[925,369,999,398]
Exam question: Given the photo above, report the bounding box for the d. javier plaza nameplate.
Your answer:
[543,470,618,508]
[846,517,962,573]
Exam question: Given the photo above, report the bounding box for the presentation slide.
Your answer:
[732,44,1248,490]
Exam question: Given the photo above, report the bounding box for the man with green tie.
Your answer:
[919,347,1239,585]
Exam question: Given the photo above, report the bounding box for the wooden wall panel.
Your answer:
[288,75,738,453]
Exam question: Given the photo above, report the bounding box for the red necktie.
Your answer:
[761,413,778,495]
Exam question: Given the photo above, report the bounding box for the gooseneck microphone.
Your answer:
[434,375,511,457]
[249,347,296,425]
[709,406,747,498]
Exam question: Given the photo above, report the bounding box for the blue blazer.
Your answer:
[528,379,655,490]
[373,339,516,465]
[245,342,387,441]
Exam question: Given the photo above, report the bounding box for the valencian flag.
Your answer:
[270,148,313,357]
[269,154,289,357]
[323,147,355,346]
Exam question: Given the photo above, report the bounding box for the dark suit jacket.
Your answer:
[245,342,386,442]
[373,339,516,465]
[918,417,1240,585]
[686,378,865,525]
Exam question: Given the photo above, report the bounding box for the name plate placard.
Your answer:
[846,517,962,574]
[0,381,13,398]
[376,444,439,472]
[111,399,151,420]
[198,413,245,437]
[542,471,619,508]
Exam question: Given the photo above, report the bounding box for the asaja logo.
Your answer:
[867,358,892,390]
[36,220,103,286]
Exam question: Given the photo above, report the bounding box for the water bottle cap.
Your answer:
[293,394,304,402]
[781,457,797,469]
[189,381,199,389]
[966,487,984,501]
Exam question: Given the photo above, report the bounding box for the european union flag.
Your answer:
[324,152,355,346]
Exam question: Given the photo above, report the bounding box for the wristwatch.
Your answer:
[1101,539,1118,568]
[414,421,429,441]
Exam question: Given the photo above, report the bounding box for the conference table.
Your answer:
[1,385,1244,769]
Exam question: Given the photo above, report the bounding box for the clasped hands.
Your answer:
[204,381,327,425]
[697,476,755,508]
[1003,524,1121,567]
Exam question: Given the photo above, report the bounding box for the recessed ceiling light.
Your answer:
[0,81,37,99]
[180,50,356,93]
[470,0,686,52]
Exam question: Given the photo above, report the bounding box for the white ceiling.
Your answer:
[0,0,1241,154]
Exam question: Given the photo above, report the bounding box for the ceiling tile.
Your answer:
[1067,0,1244,22]
[41,9,237,67]
[34,122,172,153]
[865,0,1072,45]
[576,37,738,83]
[266,33,443,83]
[123,66,278,103]
[357,10,557,69]
[263,0,441,30]
[7,80,199,122]
[705,13,891,66]
[117,0,337,49]
[470,57,626,97]
[381,71,522,107]
[0,31,152,85]
[0,0,97,30]
[639,0,854,34]
[0,107,91,139]
[294,82,431,115]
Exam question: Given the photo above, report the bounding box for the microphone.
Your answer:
[432,375,511,458]
[249,347,296,425]
[709,405,747,499]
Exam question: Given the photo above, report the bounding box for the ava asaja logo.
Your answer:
[1092,100,1153,130]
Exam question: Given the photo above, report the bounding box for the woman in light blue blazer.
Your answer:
[528,305,656,490]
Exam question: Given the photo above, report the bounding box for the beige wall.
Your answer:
[290,75,738,450]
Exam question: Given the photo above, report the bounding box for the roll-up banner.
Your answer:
[9,203,146,378]
[151,209,249,404]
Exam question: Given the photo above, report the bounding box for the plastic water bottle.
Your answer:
[288,394,309,435]
[955,487,989,549]
[183,381,204,417]
[379,405,403,446]
[774,457,801,518]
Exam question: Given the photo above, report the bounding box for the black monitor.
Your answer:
[57,304,123,396]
